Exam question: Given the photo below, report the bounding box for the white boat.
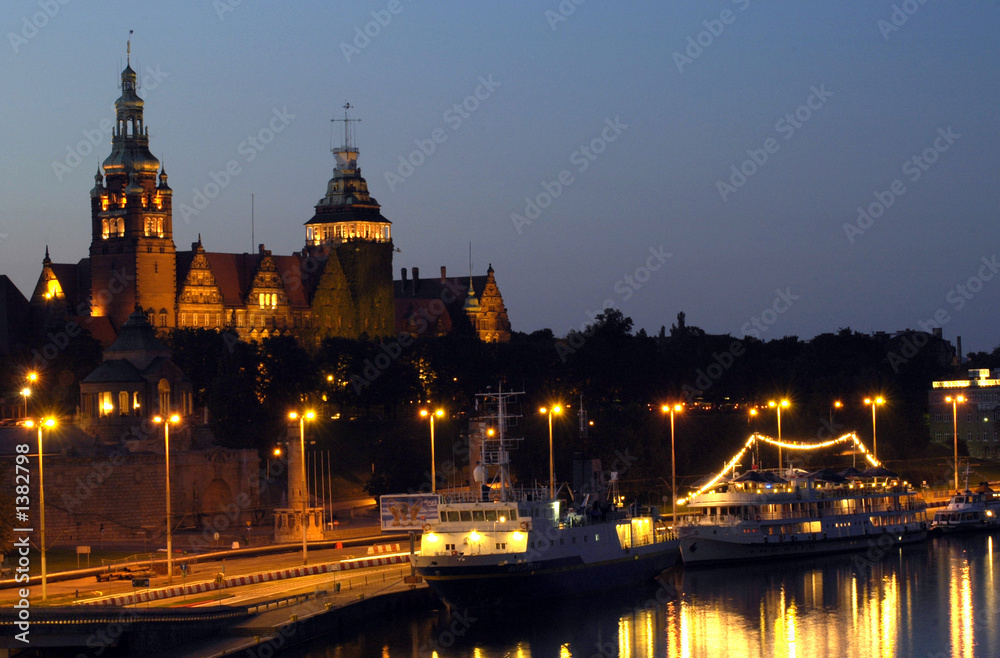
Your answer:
[930,488,1000,534]
[410,389,679,607]
[678,468,929,565]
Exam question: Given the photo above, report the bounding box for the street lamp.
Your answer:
[20,388,30,419]
[864,397,885,461]
[26,417,56,602]
[768,399,790,473]
[419,409,445,493]
[540,405,563,499]
[945,395,965,492]
[830,400,842,428]
[153,414,180,584]
[289,410,315,564]
[661,404,683,525]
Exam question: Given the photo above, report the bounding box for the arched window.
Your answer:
[158,378,171,415]
[102,219,110,239]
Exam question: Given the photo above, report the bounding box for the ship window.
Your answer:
[447,511,460,522]
[595,534,600,541]
[508,509,517,520]
[485,510,497,522]
[439,512,447,522]
[460,511,472,522]
[473,511,485,522]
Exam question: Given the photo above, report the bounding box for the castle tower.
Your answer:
[306,103,394,340]
[89,39,176,332]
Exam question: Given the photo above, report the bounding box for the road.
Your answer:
[0,540,418,609]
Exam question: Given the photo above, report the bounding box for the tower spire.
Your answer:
[127,30,132,66]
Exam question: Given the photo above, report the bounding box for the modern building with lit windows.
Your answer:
[929,369,1000,459]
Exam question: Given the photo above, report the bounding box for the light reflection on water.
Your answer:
[289,535,998,657]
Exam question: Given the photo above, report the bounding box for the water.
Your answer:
[286,534,998,657]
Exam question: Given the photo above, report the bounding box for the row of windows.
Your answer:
[307,223,391,244]
[84,386,193,418]
[100,215,166,239]
[935,431,999,443]
[99,194,163,212]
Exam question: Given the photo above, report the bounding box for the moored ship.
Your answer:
[930,487,1000,534]
[677,433,929,565]
[408,389,680,608]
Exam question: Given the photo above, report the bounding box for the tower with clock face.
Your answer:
[89,48,176,332]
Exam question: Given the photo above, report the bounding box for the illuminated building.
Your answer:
[26,46,507,346]
[930,369,1000,459]
[395,265,511,342]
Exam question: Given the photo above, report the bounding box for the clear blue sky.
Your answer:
[2,1,998,352]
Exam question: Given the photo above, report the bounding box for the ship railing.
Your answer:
[439,486,553,505]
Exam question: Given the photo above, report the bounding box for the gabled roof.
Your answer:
[176,251,313,309]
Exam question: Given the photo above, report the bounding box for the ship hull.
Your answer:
[414,543,679,608]
[680,530,926,566]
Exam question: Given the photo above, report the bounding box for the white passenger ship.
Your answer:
[409,390,679,607]
[677,433,928,565]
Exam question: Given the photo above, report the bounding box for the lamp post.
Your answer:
[768,400,790,473]
[289,410,315,565]
[153,414,180,584]
[540,405,563,499]
[945,395,965,492]
[830,400,842,428]
[661,404,683,525]
[27,417,56,602]
[420,408,445,493]
[20,388,30,419]
[864,397,885,462]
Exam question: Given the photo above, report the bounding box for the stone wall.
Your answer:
[30,447,260,546]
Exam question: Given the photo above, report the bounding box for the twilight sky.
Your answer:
[2,1,998,352]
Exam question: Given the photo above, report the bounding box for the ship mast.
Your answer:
[476,385,524,502]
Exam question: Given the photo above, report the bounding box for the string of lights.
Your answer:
[679,432,881,503]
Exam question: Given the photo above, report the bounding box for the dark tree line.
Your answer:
[0,310,970,500]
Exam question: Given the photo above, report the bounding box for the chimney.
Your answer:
[440,266,447,283]
[957,336,963,364]
[412,267,419,294]
[401,267,408,282]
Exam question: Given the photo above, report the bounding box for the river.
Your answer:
[285,533,998,657]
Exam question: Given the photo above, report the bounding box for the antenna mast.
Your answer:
[331,101,361,154]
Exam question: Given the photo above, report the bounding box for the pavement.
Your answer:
[0,521,411,608]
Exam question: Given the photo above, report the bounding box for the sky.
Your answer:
[1,1,998,352]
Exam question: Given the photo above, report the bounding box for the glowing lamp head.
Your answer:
[468,531,481,542]
[499,516,506,523]
[273,447,282,457]
[512,531,524,540]
[21,388,30,397]
[425,532,438,542]
[28,372,38,382]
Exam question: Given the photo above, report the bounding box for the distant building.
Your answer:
[394,265,511,342]
[79,308,194,444]
[929,369,1000,459]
